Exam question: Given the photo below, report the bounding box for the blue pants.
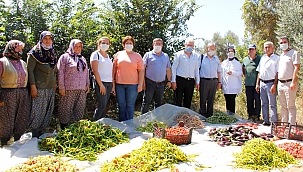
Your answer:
[141,79,165,114]
[115,84,138,121]
[93,81,112,121]
[260,81,277,123]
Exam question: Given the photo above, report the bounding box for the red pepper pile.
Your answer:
[165,127,189,136]
[278,142,303,159]
[155,126,191,145]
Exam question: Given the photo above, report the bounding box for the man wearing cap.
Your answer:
[242,44,261,122]
[256,41,279,126]
[278,36,300,125]
[141,38,172,114]
[171,37,200,109]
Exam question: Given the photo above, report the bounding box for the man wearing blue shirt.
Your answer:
[199,42,222,118]
[141,38,172,114]
[171,37,200,108]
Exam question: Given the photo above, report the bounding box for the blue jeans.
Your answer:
[260,81,278,123]
[115,84,138,121]
[141,79,165,114]
[93,81,112,121]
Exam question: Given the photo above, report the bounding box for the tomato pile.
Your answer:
[154,126,191,145]
[278,142,303,159]
[272,125,289,138]
[289,127,303,141]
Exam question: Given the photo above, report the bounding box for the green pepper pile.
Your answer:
[206,112,237,124]
[39,120,129,161]
[100,138,190,171]
[234,138,298,171]
[136,121,167,132]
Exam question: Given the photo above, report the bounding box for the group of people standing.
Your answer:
[0,32,299,146]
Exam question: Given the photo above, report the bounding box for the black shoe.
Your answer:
[248,116,254,121]
[262,122,271,126]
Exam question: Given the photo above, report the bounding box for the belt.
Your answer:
[145,77,164,84]
[177,75,194,80]
[260,79,275,83]
[201,77,218,80]
[279,79,292,83]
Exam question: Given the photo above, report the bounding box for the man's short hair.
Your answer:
[185,36,195,44]
[207,42,216,48]
[280,36,289,42]
[264,41,274,47]
[153,38,163,44]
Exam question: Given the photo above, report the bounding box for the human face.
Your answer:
[208,45,216,52]
[100,39,110,45]
[185,41,194,48]
[73,42,82,54]
[248,48,256,57]
[279,38,289,46]
[264,44,274,56]
[14,44,24,53]
[152,40,163,47]
[42,35,53,46]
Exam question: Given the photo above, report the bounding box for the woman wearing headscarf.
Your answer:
[0,40,30,146]
[90,37,113,121]
[57,39,89,129]
[27,31,57,138]
[221,46,242,114]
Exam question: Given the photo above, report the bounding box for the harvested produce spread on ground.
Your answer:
[136,121,167,132]
[206,112,237,124]
[100,138,190,172]
[207,126,274,146]
[39,120,129,161]
[278,142,303,159]
[174,113,205,129]
[234,138,298,171]
[6,155,78,172]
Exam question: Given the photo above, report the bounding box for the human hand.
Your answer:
[172,82,177,90]
[59,89,66,96]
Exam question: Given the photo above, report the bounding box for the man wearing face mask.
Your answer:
[277,36,300,125]
[256,41,279,126]
[141,38,172,114]
[242,44,261,122]
[199,42,222,118]
[171,37,200,109]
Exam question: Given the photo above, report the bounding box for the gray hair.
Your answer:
[207,42,216,48]
[264,41,274,47]
[153,38,163,44]
[185,36,195,44]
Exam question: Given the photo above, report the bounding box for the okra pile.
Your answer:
[136,121,167,132]
[39,120,129,161]
[234,138,298,171]
[100,138,190,171]
[6,155,78,172]
[206,112,237,124]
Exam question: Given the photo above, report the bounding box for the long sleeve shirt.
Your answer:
[221,59,242,94]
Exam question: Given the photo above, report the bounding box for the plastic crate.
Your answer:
[271,122,290,139]
[288,125,303,141]
[153,121,193,145]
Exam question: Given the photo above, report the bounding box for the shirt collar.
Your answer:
[152,50,163,56]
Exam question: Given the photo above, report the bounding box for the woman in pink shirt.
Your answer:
[112,36,144,121]
[57,39,89,129]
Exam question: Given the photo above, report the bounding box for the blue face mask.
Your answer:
[185,47,193,53]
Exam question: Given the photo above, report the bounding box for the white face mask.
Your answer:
[280,43,288,51]
[227,52,235,58]
[41,43,52,50]
[153,46,162,53]
[208,50,215,56]
[99,44,109,51]
[125,44,133,51]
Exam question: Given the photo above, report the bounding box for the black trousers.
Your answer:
[245,86,261,118]
[174,75,195,108]
[224,94,237,113]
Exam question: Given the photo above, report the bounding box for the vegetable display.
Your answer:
[39,120,129,161]
[206,112,237,124]
[234,138,298,171]
[207,126,274,146]
[100,138,190,172]
[174,114,205,129]
[278,142,303,159]
[136,121,167,132]
[6,155,78,172]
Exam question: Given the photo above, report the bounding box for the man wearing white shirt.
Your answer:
[278,36,300,125]
[256,41,279,126]
[171,37,200,108]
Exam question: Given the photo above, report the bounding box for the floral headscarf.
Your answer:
[3,40,25,60]
[28,31,57,68]
[66,39,86,71]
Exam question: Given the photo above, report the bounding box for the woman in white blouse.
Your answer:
[221,46,242,114]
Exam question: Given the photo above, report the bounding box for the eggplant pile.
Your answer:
[207,126,274,146]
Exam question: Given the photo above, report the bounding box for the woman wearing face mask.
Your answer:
[57,39,89,129]
[221,46,242,114]
[27,31,57,138]
[90,37,113,121]
[112,36,144,121]
[0,40,29,146]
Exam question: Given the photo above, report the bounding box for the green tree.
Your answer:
[242,0,279,49]
[0,0,7,52]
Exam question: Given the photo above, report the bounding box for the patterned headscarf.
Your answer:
[3,40,25,60]
[66,39,86,71]
[28,31,57,68]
